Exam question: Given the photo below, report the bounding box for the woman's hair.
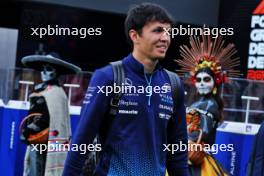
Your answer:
[195,67,224,122]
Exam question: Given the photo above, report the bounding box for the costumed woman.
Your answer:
[20,54,81,176]
[176,34,240,176]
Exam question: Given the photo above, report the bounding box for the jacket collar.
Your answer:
[123,53,162,74]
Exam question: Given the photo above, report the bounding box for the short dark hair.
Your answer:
[124,3,174,45]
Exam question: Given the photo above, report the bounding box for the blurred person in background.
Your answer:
[20,53,81,176]
[176,34,240,176]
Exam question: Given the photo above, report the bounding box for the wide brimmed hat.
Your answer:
[21,54,82,74]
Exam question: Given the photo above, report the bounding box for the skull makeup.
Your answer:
[41,65,57,82]
[195,72,214,95]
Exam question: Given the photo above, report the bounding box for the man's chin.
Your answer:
[155,55,166,60]
[149,53,166,61]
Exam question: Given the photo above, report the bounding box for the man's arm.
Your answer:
[166,81,188,176]
[63,68,113,175]
[252,122,264,176]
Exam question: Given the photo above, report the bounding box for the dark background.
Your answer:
[0,0,260,76]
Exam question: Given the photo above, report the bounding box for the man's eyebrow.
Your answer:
[151,26,164,31]
[154,26,170,30]
[154,26,163,29]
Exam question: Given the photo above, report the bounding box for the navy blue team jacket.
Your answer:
[63,54,188,176]
[248,122,264,176]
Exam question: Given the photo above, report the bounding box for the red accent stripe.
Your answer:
[254,0,264,14]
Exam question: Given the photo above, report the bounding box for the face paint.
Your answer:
[41,65,57,82]
[195,72,214,95]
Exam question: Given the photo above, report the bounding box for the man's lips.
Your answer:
[156,45,167,49]
[156,45,168,52]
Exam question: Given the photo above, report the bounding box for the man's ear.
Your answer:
[129,29,140,44]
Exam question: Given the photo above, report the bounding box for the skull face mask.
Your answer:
[195,72,214,95]
[41,65,57,82]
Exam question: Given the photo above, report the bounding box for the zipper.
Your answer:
[144,73,153,106]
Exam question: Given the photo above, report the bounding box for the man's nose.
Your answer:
[160,31,170,42]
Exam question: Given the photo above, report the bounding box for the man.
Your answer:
[247,122,264,176]
[63,3,188,176]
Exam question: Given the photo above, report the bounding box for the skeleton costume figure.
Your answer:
[20,54,81,176]
[176,35,240,176]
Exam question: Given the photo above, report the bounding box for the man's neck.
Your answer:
[132,51,158,73]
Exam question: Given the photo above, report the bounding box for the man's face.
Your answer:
[134,21,171,60]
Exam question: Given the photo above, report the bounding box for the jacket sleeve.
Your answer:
[251,122,264,176]
[63,69,113,175]
[166,81,188,176]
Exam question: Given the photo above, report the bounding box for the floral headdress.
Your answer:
[175,34,240,87]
